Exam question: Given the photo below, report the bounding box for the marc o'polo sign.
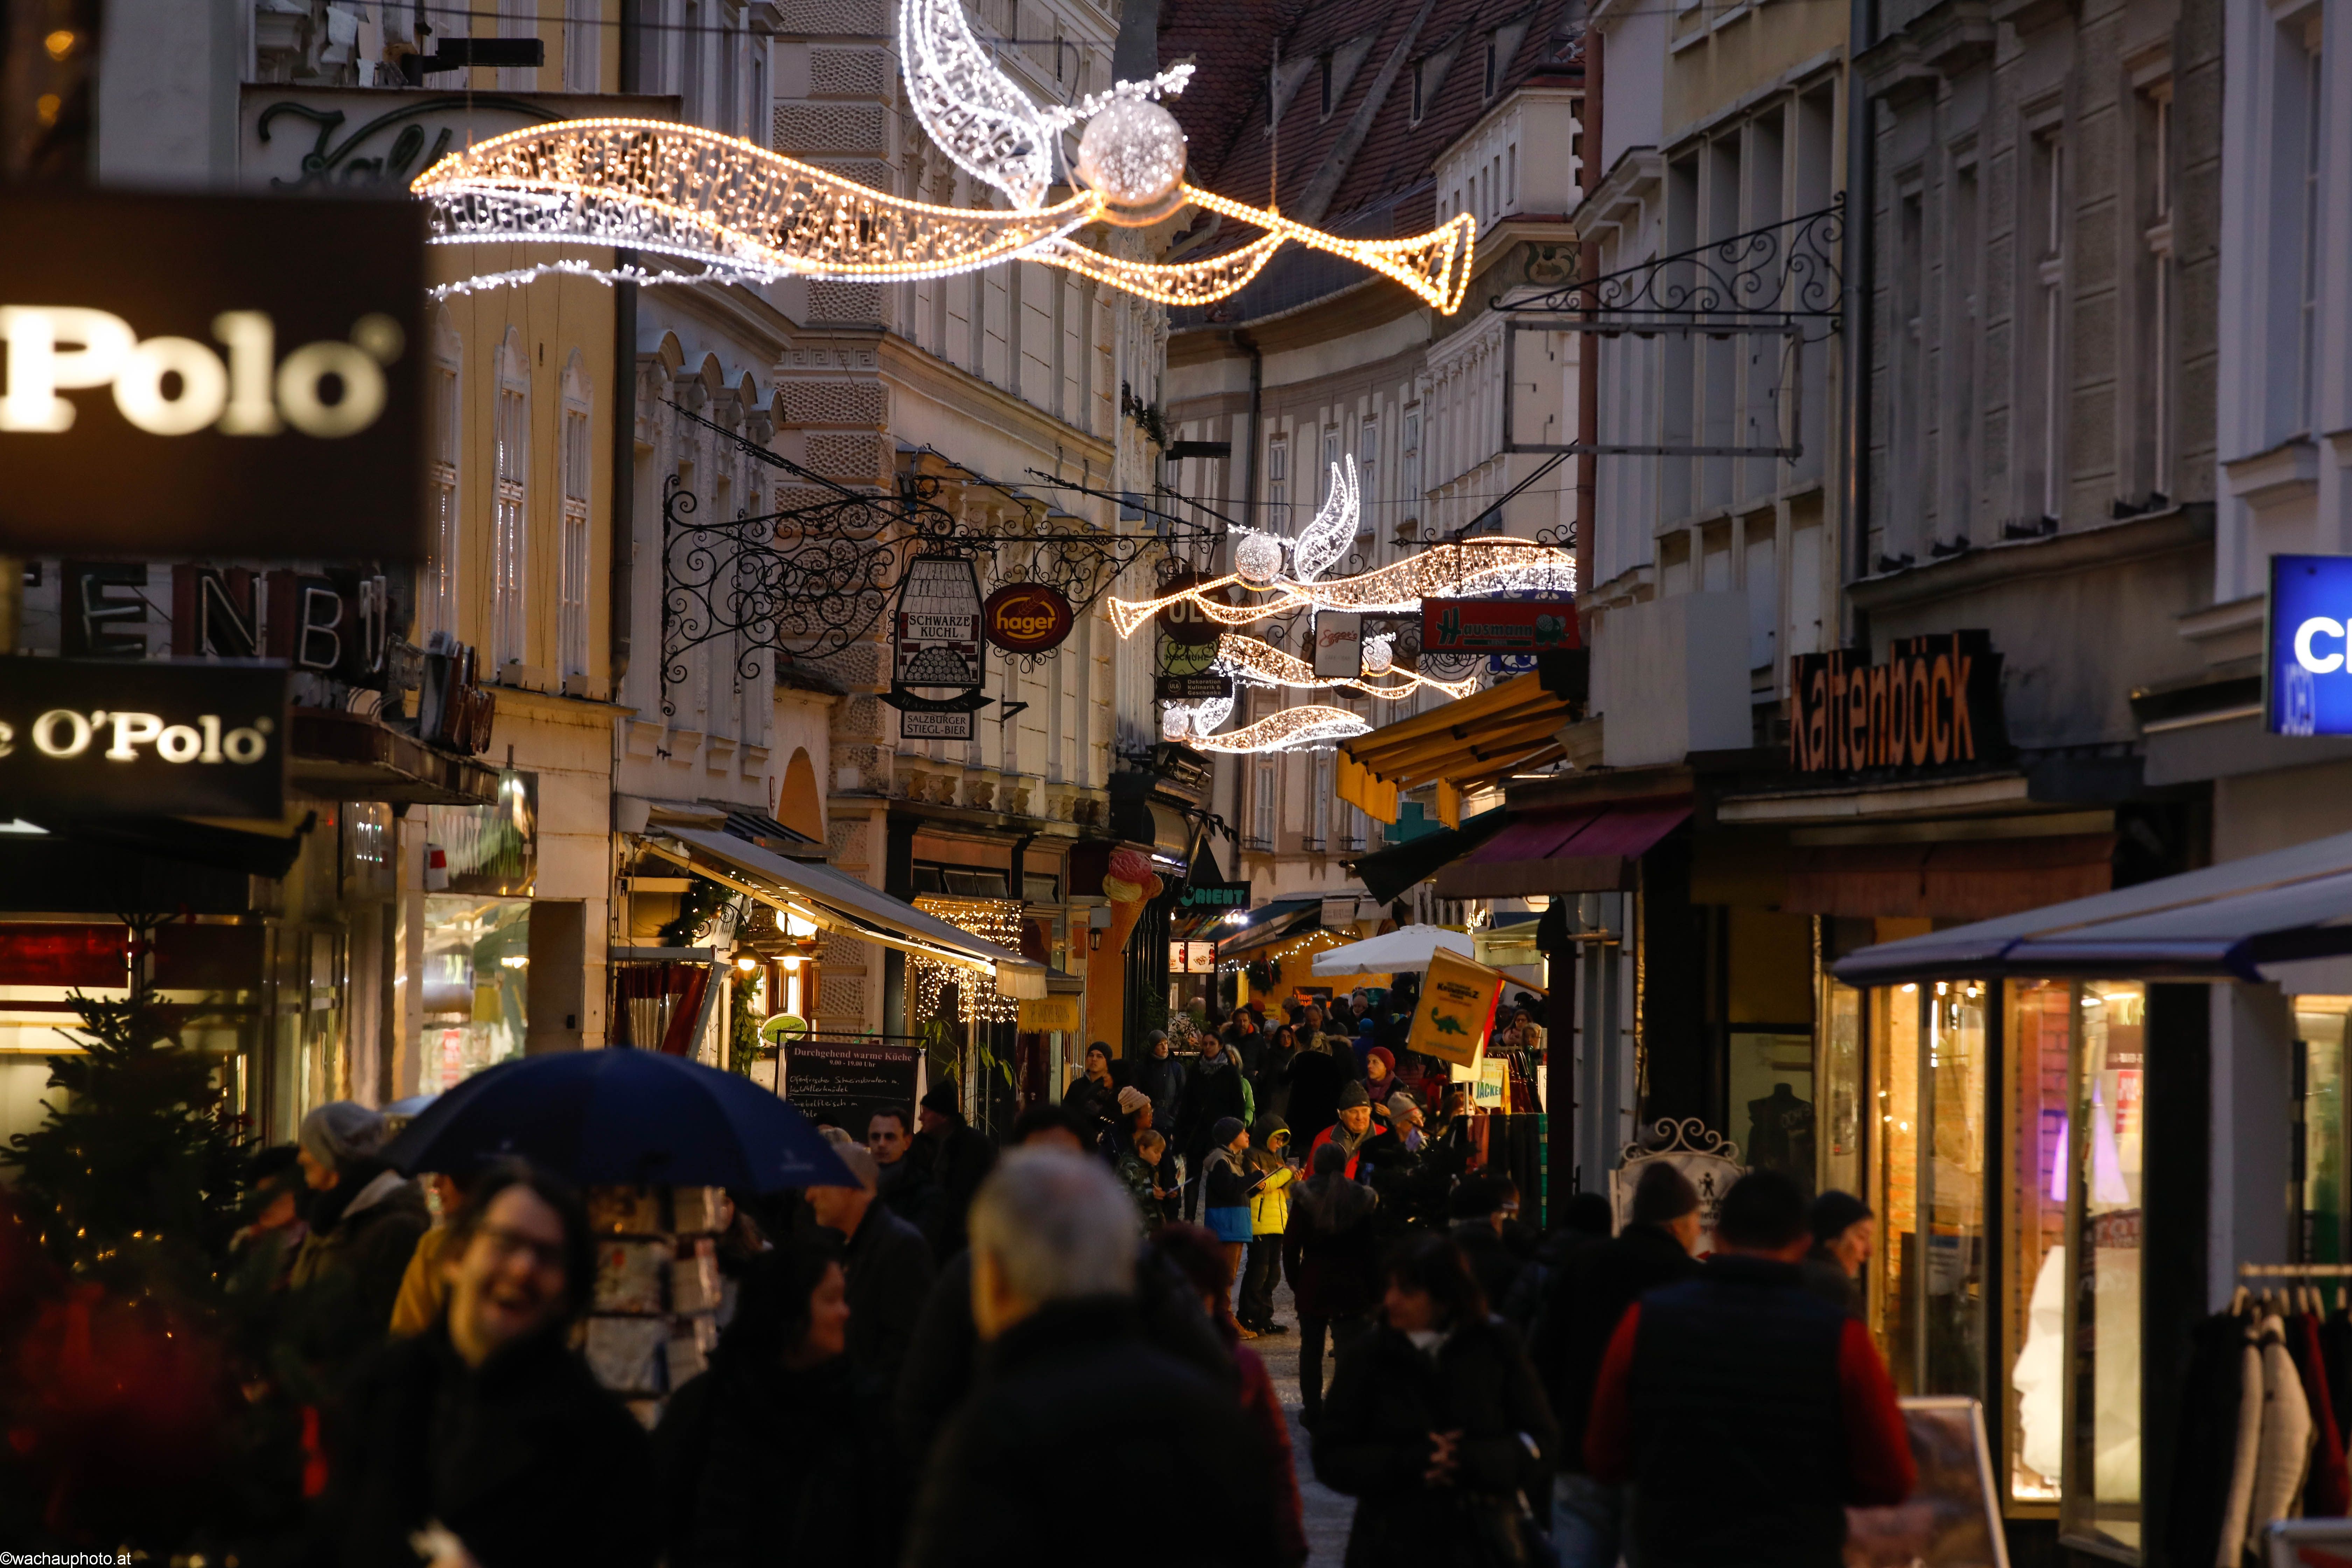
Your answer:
[0,656,289,819]
[0,189,424,558]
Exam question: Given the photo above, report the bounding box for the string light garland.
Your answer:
[911,896,1027,1024]
[1107,539,1580,638]
[408,0,1480,314]
[1178,705,1372,753]
[1211,631,1481,701]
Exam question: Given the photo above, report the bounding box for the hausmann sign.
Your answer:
[0,656,289,819]
[1788,632,2009,775]
[0,189,423,558]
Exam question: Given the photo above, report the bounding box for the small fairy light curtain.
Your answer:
[911,896,1026,1024]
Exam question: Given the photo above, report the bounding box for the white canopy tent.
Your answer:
[1311,924,1474,979]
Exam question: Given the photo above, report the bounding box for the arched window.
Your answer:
[559,350,593,680]
[492,327,531,671]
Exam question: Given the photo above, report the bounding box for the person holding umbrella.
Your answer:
[314,1160,659,1568]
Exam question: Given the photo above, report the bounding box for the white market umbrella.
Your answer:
[1311,924,1474,979]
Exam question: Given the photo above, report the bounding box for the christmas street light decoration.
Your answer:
[1290,456,1359,587]
[1106,538,1580,638]
[1174,704,1372,753]
[911,895,1026,1024]
[408,0,1480,313]
[1210,631,1481,702]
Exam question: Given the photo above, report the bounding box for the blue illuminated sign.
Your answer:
[2268,555,2352,734]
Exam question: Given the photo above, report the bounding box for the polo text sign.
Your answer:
[0,656,290,819]
[0,190,424,558]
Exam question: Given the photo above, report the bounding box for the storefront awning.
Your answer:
[1337,666,1580,828]
[1217,898,1324,959]
[1834,828,2352,986]
[1345,807,1508,902]
[1432,798,1691,898]
[641,826,1047,997]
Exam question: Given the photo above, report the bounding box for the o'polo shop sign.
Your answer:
[0,189,424,558]
[0,657,289,819]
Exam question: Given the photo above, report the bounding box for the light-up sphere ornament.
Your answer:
[1075,96,1188,225]
[1162,705,1192,741]
[1361,634,1395,676]
[1234,533,1286,587]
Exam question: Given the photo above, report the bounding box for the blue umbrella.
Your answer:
[381,1049,857,1192]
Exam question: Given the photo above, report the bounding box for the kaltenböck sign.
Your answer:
[2269,555,2352,736]
[0,656,290,819]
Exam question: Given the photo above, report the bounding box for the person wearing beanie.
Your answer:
[1801,1191,1874,1314]
[1361,1047,1400,1119]
[1537,1158,1704,1568]
[1355,1088,1437,1234]
[1199,1117,1268,1333]
[913,1082,997,1264]
[288,1100,430,1367]
[1060,1042,1121,1152]
[1176,1031,1251,1219]
[807,1131,935,1390]
[1306,1082,1377,1181]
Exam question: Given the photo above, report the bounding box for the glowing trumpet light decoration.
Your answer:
[1211,631,1481,702]
[1107,539,1580,639]
[408,0,1480,312]
[1176,705,1372,753]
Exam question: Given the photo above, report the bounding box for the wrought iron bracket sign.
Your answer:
[657,401,1206,718]
[1492,197,1844,462]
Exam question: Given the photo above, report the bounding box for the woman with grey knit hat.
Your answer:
[288,1099,431,1363]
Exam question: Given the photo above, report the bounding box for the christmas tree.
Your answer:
[1,923,250,1293]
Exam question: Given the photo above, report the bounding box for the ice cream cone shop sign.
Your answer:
[1407,947,1508,1069]
[982,581,1076,653]
[0,189,423,559]
[0,655,289,819]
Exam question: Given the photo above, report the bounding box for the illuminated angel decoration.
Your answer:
[1211,632,1480,702]
[409,0,1478,312]
[1290,457,1359,588]
[1107,538,1578,639]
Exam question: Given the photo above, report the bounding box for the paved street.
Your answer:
[1254,1281,1356,1566]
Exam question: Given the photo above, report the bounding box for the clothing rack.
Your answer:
[2241,1265,2352,1277]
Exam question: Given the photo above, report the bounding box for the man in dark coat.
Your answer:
[1532,1160,1702,1568]
[1448,1173,1530,1311]
[287,1101,431,1370]
[868,1106,941,1239]
[893,1115,1231,1462]
[913,1084,996,1262]
[806,1141,935,1391]
[312,1162,658,1568]
[1801,1189,1873,1314]
[1281,1141,1382,1428]
[903,1150,1279,1568]
[1583,1171,1914,1567]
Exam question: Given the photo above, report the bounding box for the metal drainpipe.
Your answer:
[1843,0,1875,629]
[1232,329,1263,863]
[610,0,645,688]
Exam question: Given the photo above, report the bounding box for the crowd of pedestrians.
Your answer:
[218,986,1913,1568]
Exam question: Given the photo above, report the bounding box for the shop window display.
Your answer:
[1926,981,1988,1398]
[1820,978,1863,1198]
[1731,1031,1818,1194]
[2294,998,2350,1264]
[2063,980,2144,1553]
[2005,979,2073,1508]
[1872,984,1921,1393]
[420,897,531,1093]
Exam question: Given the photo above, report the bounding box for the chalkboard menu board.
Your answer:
[783,1040,922,1136]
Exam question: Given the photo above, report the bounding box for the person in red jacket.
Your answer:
[1307,1082,1376,1180]
[1584,1169,1914,1568]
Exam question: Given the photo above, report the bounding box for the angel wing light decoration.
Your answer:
[1291,456,1359,588]
[410,0,1478,312]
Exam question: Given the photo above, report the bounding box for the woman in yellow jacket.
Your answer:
[1238,1115,1296,1335]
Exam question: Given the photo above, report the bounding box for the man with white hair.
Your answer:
[904,1150,1281,1568]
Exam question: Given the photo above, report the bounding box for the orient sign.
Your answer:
[981,581,1075,653]
[0,656,289,820]
[1788,632,2009,775]
[0,189,423,558]
[2269,555,2352,735]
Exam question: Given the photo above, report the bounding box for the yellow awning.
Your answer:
[1337,672,1576,825]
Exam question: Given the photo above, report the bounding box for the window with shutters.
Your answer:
[1267,434,1289,530]
[1250,757,1277,850]
[565,0,599,90]
[559,355,592,679]
[492,332,530,671]
[1308,752,1332,849]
